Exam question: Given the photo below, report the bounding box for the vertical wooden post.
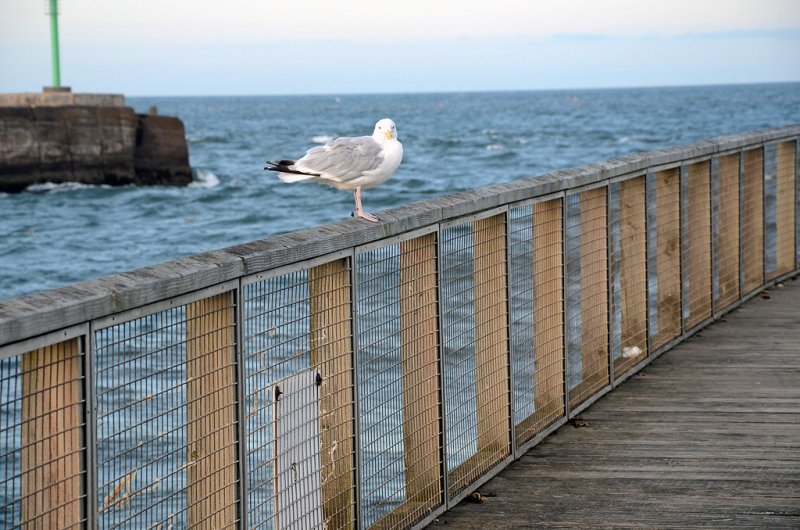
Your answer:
[616,177,648,375]
[651,168,682,351]
[685,161,712,330]
[775,142,797,277]
[21,339,83,529]
[472,214,511,457]
[532,199,564,427]
[186,292,238,529]
[742,148,764,294]
[573,187,608,405]
[309,259,355,530]
[717,154,741,311]
[399,233,442,516]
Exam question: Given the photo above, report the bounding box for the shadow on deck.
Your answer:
[430,275,800,529]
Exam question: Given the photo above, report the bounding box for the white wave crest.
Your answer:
[26,181,110,193]
[312,135,334,144]
[188,169,220,188]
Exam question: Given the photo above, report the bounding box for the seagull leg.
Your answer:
[353,188,379,222]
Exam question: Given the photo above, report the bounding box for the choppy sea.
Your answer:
[2,83,800,301]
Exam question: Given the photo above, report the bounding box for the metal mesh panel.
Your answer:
[509,199,565,446]
[764,144,778,278]
[714,154,741,312]
[94,292,239,529]
[681,162,712,330]
[647,169,682,351]
[440,214,510,498]
[1,339,86,529]
[565,188,609,408]
[355,233,442,529]
[609,177,648,377]
[243,261,355,530]
[742,148,765,294]
[773,141,797,278]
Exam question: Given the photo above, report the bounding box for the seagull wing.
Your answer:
[294,136,384,183]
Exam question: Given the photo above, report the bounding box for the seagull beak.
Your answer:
[385,130,393,139]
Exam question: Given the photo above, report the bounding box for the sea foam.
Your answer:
[188,169,221,188]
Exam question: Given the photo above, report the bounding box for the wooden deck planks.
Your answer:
[430,276,800,529]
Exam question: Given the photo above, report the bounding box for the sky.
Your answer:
[1,0,799,96]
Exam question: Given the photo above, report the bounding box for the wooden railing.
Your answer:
[1,125,798,529]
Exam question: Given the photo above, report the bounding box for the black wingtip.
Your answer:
[264,159,298,172]
[264,160,322,177]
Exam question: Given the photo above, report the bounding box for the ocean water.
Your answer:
[2,83,800,301]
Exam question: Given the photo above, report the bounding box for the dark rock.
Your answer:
[134,114,192,186]
[0,105,191,192]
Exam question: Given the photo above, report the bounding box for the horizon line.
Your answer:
[115,79,800,99]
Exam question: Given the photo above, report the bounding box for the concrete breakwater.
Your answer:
[0,92,192,192]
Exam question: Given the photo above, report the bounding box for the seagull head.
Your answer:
[373,118,398,142]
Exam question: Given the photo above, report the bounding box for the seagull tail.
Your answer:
[264,160,321,182]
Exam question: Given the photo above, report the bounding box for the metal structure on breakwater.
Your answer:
[0,125,798,529]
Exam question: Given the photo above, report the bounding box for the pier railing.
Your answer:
[1,125,798,529]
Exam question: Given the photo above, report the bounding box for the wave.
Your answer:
[188,169,221,188]
[187,133,231,144]
[25,181,111,194]
[312,135,334,144]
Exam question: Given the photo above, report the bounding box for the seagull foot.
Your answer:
[352,210,379,222]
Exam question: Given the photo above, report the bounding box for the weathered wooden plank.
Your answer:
[614,176,648,376]
[650,168,682,350]
[774,141,797,277]
[742,148,765,293]
[569,187,609,408]
[185,292,238,529]
[21,339,83,529]
[471,213,511,472]
[515,199,565,445]
[716,153,741,311]
[395,233,442,526]
[448,214,511,497]
[308,259,356,530]
[683,161,712,329]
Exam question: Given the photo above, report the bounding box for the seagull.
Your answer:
[265,118,403,222]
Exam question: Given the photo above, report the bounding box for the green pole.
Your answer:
[49,0,61,87]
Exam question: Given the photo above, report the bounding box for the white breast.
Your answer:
[362,140,403,189]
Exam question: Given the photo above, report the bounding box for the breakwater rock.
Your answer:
[0,99,192,192]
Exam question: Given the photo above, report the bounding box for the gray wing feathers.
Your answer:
[295,136,383,181]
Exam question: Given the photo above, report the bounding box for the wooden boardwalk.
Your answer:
[430,276,800,529]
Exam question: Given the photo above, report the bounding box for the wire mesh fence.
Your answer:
[647,168,682,351]
[354,232,442,529]
[508,199,565,446]
[440,213,511,498]
[681,161,713,331]
[772,141,797,279]
[609,177,648,378]
[242,260,356,530]
[713,153,741,313]
[1,131,799,530]
[94,291,239,530]
[565,187,609,409]
[742,148,765,295]
[0,338,86,530]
